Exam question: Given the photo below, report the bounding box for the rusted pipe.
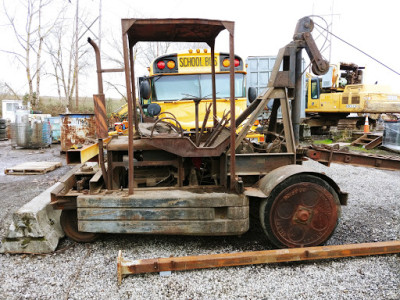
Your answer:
[88,38,104,94]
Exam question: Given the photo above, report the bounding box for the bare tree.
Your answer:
[2,0,61,108]
[44,4,92,110]
[45,16,76,107]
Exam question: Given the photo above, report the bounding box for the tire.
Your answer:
[0,124,6,129]
[0,119,6,124]
[60,210,100,243]
[0,128,6,134]
[260,174,341,248]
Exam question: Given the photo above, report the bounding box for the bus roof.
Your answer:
[121,18,234,46]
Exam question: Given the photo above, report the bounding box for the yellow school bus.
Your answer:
[139,49,260,140]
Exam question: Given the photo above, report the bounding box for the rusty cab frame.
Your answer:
[52,17,380,249]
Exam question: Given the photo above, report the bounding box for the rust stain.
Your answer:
[60,114,97,151]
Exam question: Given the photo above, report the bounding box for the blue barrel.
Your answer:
[47,116,61,143]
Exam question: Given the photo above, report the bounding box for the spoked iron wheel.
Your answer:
[260,174,341,248]
[60,210,100,243]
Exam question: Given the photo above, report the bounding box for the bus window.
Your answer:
[152,73,245,101]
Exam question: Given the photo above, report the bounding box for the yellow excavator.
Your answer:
[305,62,400,133]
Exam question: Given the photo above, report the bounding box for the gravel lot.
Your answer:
[0,139,399,299]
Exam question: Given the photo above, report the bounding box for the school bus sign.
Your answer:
[178,53,219,73]
[150,50,244,75]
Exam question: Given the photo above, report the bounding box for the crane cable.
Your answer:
[314,22,400,76]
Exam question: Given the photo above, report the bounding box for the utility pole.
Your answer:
[75,0,79,109]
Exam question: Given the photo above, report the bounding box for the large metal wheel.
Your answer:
[60,210,100,243]
[260,174,341,248]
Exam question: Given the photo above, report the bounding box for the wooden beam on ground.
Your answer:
[117,240,400,285]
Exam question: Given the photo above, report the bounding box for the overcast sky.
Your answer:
[1,0,400,98]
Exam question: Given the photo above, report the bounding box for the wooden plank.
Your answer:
[78,219,249,235]
[5,161,62,175]
[78,207,215,221]
[78,191,248,208]
[117,240,400,282]
[365,136,383,150]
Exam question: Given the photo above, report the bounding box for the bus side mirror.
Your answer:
[147,103,161,117]
[140,80,151,100]
[248,87,257,103]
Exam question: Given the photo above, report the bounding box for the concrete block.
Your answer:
[0,183,65,254]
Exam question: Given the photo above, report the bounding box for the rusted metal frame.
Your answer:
[235,98,261,128]
[203,110,229,146]
[100,68,124,73]
[229,29,236,190]
[112,160,179,168]
[210,42,217,128]
[306,146,400,170]
[87,38,104,94]
[93,94,109,139]
[302,32,329,75]
[265,99,281,142]
[196,103,212,146]
[205,118,230,147]
[231,153,296,175]
[121,28,135,195]
[117,240,400,283]
[280,89,296,154]
[107,145,113,190]
[267,47,286,88]
[142,137,231,157]
[50,165,81,209]
[203,113,230,147]
[129,47,139,134]
[98,138,108,189]
[292,47,302,145]
[235,88,274,149]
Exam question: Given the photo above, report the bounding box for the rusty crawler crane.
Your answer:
[50,17,400,280]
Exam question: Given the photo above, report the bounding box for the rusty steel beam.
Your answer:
[306,145,400,170]
[93,94,109,139]
[229,28,236,191]
[122,29,135,195]
[117,240,400,284]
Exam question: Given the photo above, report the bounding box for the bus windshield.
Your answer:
[152,73,245,101]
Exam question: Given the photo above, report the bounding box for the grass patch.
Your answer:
[313,139,333,145]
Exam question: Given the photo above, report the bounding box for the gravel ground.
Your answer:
[0,139,399,299]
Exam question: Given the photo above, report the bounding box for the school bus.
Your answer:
[139,49,260,139]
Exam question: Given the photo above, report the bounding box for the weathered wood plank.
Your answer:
[5,161,62,175]
[78,207,215,221]
[78,219,249,235]
[78,190,248,208]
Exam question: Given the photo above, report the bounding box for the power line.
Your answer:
[314,22,400,76]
